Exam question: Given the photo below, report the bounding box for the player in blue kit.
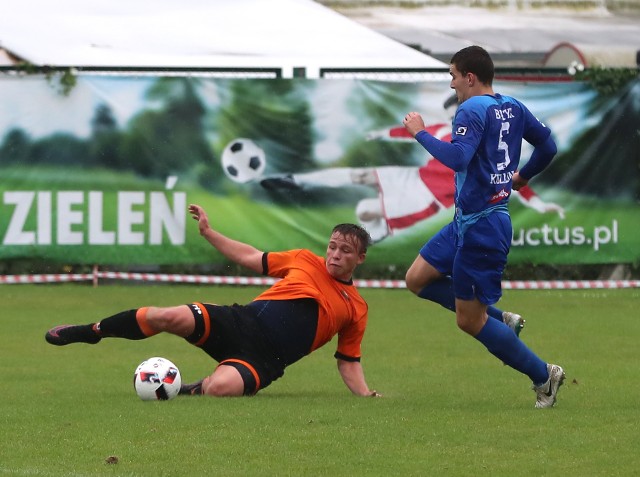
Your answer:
[403,46,565,408]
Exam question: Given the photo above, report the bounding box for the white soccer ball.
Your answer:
[133,357,182,401]
[221,138,266,183]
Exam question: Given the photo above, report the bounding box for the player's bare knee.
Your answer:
[404,270,422,295]
[146,306,192,335]
[405,256,440,295]
[456,317,476,335]
[455,312,485,336]
[202,377,243,397]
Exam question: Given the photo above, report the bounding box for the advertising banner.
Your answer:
[1,73,638,267]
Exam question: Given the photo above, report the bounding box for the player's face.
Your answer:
[326,232,366,281]
[449,64,471,104]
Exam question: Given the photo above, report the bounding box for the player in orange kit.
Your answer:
[45,204,380,398]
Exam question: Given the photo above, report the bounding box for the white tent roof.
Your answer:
[0,0,447,77]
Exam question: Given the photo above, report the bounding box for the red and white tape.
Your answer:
[501,280,640,290]
[0,272,638,289]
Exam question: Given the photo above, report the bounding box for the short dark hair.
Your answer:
[332,223,372,254]
[450,46,494,86]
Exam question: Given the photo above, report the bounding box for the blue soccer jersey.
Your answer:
[450,93,551,214]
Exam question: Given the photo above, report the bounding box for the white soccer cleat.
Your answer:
[502,311,525,337]
[533,364,565,409]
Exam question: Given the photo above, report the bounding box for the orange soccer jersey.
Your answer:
[254,249,368,360]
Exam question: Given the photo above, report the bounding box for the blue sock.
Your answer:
[474,317,548,384]
[418,277,504,322]
[417,278,455,311]
[486,305,504,321]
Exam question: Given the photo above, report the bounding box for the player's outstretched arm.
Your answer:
[337,359,381,397]
[188,204,264,274]
[403,112,469,171]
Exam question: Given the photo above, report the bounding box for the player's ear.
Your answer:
[467,72,475,86]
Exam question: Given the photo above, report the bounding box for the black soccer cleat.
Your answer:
[45,324,102,346]
[259,174,300,191]
[179,379,204,396]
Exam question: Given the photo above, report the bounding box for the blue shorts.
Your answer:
[419,213,512,305]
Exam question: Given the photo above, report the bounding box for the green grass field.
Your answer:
[2,284,639,476]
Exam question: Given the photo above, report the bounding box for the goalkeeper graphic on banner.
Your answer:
[261,94,564,243]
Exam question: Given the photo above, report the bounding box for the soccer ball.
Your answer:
[133,357,182,401]
[221,138,266,183]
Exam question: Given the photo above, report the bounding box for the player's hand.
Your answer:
[403,112,426,138]
[545,203,566,220]
[511,171,529,191]
[188,204,211,235]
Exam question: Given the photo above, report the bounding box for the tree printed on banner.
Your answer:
[541,79,640,200]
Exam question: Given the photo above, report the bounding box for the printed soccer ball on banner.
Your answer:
[133,357,182,401]
[221,138,266,183]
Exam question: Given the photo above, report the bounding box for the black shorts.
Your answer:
[184,302,288,395]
